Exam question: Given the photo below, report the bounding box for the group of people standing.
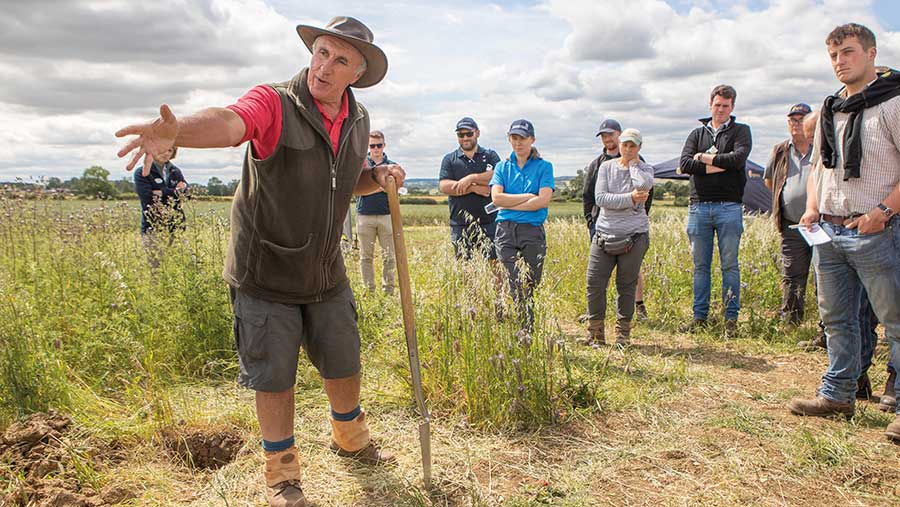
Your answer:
[116,14,900,506]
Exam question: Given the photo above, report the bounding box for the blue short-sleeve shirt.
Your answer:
[490,152,555,225]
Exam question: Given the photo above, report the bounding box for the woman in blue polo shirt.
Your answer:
[489,119,555,331]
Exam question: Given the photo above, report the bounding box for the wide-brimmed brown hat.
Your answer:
[296,16,388,88]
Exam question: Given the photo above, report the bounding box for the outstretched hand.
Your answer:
[116,104,179,176]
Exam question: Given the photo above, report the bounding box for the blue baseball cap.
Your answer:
[455,117,479,131]
[787,103,812,117]
[507,119,535,138]
[595,119,622,136]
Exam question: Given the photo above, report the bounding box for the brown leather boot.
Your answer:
[788,395,854,419]
[856,373,873,401]
[723,319,738,339]
[615,318,631,347]
[797,330,827,351]
[330,410,395,465]
[263,447,306,507]
[885,415,900,442]
[879,367,897,412]
[579,320,605,347]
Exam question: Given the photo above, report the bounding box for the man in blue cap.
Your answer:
[439,117,501,260]
[764,103,815,326]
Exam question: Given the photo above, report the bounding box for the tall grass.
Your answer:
[0,194,803,431]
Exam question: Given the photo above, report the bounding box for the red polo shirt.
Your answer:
[228,85,348,159]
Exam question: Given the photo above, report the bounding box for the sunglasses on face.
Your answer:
[369,143,384,149]
[457,131,475,139]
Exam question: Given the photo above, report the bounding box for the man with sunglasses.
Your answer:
[439,117,501,260]
[356,130,396,294]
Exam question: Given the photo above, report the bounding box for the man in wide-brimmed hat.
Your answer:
[116,16,403,507]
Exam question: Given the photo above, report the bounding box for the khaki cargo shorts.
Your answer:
[231,286,361,392]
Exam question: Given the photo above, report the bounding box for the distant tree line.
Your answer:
[558,167,691,205]
[14,167,241,199]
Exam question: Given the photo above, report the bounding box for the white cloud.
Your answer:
[1,0,898,182]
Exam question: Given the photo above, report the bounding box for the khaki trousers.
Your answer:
[356,214,395,293]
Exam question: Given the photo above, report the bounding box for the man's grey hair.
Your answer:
[312,36,368,79]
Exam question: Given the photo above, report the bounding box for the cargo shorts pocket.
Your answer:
[234,304,268,361]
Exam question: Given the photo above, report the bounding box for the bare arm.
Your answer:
[491,185,533,208]
[439,179,462,196]
[116,104,245,175]
[506,187,553,211]
[354,164,406,196]
[799,164,820,228]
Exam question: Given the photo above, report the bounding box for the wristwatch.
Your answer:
[877,203,895,218]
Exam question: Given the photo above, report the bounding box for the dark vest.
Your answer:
[223,68,370,304]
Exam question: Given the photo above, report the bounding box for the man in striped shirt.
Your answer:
[787,23,900,442]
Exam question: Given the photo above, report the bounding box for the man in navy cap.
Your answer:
[583,119,623,240]
[439,117,502,260]
[764,103,815,326]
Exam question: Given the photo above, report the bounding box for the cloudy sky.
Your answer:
[1,0,898,183]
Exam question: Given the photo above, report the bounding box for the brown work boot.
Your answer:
[885,415,900,442]
[879,367,897,412]
[579,320,605,347]
[330,410,396,465]
[680,319,707,333]
[788,395,855,419]
[797,330,827,351]
[263,447,306,507]
[615,318,631,347]
[856,373,873,401]
[635,301,649,322]
[723,319,738,339]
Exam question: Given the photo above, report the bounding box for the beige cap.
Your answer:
[619,128,642,146]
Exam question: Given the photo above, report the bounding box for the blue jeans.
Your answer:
[686,202,744,321]
[814,217,900,411]
[858,287,880,377]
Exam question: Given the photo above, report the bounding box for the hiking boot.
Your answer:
[797,331,827,351]
[787,395,854,419]
[579,320,605,348]
[856,373,873,401]
[330,410,396,465]
[885,415,900,442]
[263,447,306,507]
[680,319,707,333]
[723,319,738,339]
[879,367,897,412]
[635,302,649,322]
[267,480,306,507]
[615,318,631,347]
[330,440,395,465]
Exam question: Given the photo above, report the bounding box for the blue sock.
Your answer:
[262,435,295,452]
[331,405,361,422]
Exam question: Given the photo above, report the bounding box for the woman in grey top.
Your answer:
[583,128,654,347]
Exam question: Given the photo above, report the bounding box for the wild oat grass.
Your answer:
[7,195,891,506]
[0,196,803,430]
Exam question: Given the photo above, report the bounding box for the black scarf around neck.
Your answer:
[820,68,900,180]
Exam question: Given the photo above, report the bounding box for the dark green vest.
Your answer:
[224,68,370,304]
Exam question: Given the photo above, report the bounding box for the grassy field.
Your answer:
[1,196,898,506]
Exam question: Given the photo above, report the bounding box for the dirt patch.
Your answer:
[161,425,244,470]
[0,411,136,507]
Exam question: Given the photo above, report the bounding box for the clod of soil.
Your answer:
[0,411,73,480]
[1,411,138,507]
[161,425,244,470]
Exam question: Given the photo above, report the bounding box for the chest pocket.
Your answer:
[280,117,318,153]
